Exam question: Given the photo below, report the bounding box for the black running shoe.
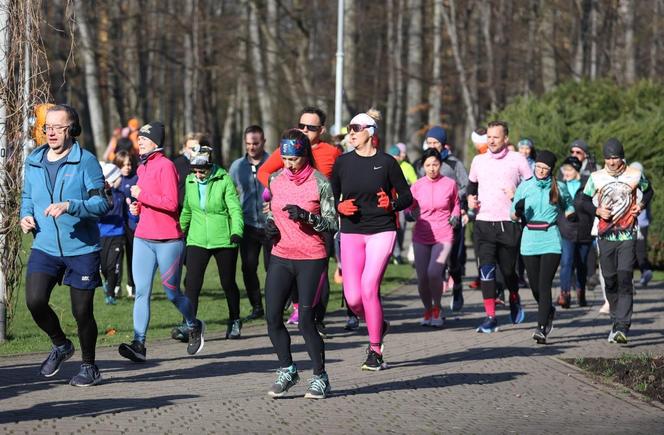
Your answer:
[226,319,242,339]
[344,315,359,331]
[545,306,556,336]
[40,339,75,377]
[170,323,190,343]
[532,326,547,344]
[361,348,387,371]
[243,306,265,322]
[69,363,102,387]
[315,321,327,338]
[118,340,146,362]
[187,320,205,355]
[268,366,299,398]
[450,283,464,312]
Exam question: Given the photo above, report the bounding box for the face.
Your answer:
[426,138,443,152]
[604,156,623,172]
[534,162,552,179]
[119,157,133,177]
[245,132,265,159]
[487,125,508,153]
[191,167,211,181]
[570,147,586,162]
[561,165,578,181]
[282,155,306,171]
[110,176,122,189]
[298,113,324,145]
[183,139,199,159]
[518,145,531,158]
[138,135,158,155]
[347,125,371,149]
[423,156,441,179]
[44,110,72,151]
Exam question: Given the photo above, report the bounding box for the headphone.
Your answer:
[42,104,82,138]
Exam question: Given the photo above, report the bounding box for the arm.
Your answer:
[558,182,575,216]
[20,162,34,219]
[402,162,418,185]
[67,157,112,218]
[313,176,339,233]
[388,158,413,211]
[179,176,192,234]
[224,175,245,237]
[518,153,534,182]
[136,163,180,212]
[451,183,460,217]
[639,174,654,209]
[510,182,526,221]
[330,159,342,205]
[454,158,469,200]
[257,149,283,187]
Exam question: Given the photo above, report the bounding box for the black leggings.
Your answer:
[185,246,240,321]
[124,225,135,287]
[25,272,97,364]
[265,255,327,374]
[100,236,125,297]
[522,253,560,327]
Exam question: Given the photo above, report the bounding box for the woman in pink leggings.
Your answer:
[408,148,460,328]
[330,109,412,371]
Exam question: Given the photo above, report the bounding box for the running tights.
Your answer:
[522,253,560,327]
[413,242,453,310]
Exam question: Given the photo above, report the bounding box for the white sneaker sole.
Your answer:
[189,321,206,355]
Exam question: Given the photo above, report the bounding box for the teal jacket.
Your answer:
[180,165,244,249]
[511,176,573,256]
[20,143,110,256]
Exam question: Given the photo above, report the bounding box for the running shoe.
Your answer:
[430,306,444,328]
[187,320,205,355]
[243,306,264,322]
[315,321,327,338]
[608,326,628,344]
[469,278,481,289]
[577,289,588,307]
[126,285,135,298]
[532,326,547,345]
[380,320,390,352]
[640,269,653,287]
[113,286,121,298]
[557,291,571,309]
[344,315,359,331]
[518,277,529,288]
[450,283,464,312]
[226,319,242,339]
[286,308,299,325]
[509,292,525,324]
[544,306,556,336]
[268,366,299,398]
[40,339,75,377]
[70,363,102,387]
[476,316,498,334]
[171,323,190,343]
[420,308,432,326]
[118,340,147,362]
[304,372,331,399]
[104,295,117,305]
[361,348,387,371]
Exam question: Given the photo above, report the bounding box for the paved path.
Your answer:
[1,273,663,434]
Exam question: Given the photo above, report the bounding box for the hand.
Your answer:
[410,206,421,221]
[127,198,141,216]
[467,194,480,211]
[377,189,391,211]
[20,216,36,234]
[596,206,612,220]
[337,198,358,216]
[130,185,142,199]
[566,212,578,222]
[449,215,460,228]
[265,219,280,239]
[462,213,470,225]
[44,202,70,218]
[230,234,242,245]
[283,204,310,222]
[513,198,526,218]
[630,202,641,217]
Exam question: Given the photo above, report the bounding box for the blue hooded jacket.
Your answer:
[20,142,111,256]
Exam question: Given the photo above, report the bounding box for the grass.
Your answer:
[0,236,414,356]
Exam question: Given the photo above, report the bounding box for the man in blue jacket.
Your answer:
[20,104,110,387]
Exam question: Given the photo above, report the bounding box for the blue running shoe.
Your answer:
[476,316,498,333]
[450,283,464,312]
[40,339,75,377]
[304,371,331,399]
[509,293,526,324]
[70,363,102,387]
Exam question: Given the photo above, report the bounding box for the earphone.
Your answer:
[42,104,82,137]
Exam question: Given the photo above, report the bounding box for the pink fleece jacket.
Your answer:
[135,152,183,240]
[410,175,460,244]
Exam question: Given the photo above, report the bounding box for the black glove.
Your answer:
[566,212,579,222]
[230,234,242,245]
[514,198,526,218]
[265,219,280,240]
[449,215,460,228]
[283,204,310,222]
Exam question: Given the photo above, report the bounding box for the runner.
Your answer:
[264,129,337,399]
[467,121,532,333]
[20,104,110,386]
[409,148,460,327]
[98,162,125,305]
[118,122,205,362]
[114,150,139,298]
[330,109,412,370]
[511,151,573,344]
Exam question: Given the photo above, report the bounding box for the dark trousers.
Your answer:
[473,220,521,300]
[239,225,272,310]
[265,255,327,374]
[635,226,652,272]
[598,239,636,330]
[290,231,332,323]
[560,239,591,292]
[447,223,466,284]
[185,245,241,321]
[523,253,561,327]
[100,235,125,297]
[124,224,135,288]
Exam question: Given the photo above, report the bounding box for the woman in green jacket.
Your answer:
[178,145,245,339]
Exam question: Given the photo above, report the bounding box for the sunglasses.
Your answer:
[298,123,321,132]
[570,149,585,156]
[191,168,209,174]
[348,124,373,133]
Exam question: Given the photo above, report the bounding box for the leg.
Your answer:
[295,258,328,375]
[428,243,453,309]
[413,242,434,310]
[536,254,560,327]
[522,255,541,303]
[153,239,196,326]
[132,238,159,342]
[240,226,263,310]
[340,233,367,319]
[214,247,241,321]
[25,272,67,346]
[107,237,125,296]
[496,222,520,294]
[184,246,212,317]
[559,238,575,293]
[124,225,135,289]
[474,221,498,317]
[70,288,97,364]
[576,242,591,291]
[598,239,619,323]
[615,240,636,331]
[265,256,296,368]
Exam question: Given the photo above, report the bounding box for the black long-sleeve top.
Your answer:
[331,150,413,234]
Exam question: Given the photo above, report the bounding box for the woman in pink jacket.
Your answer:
[409,148,460,327]
[117,122,205,363]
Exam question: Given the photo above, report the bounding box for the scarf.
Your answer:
[605,160,626,177]
[284,164,314,186]
[489,146,508,160]
[535,175,552,188]
[139,148,163,165]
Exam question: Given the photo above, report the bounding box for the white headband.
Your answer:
[471,131,487,145]
[350,113,376,137]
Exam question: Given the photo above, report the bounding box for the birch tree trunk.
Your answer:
[650,0,663,78]
[391,0,406,146]
[75,4,106,156]
[590,0,598,79]
[619,0,636,83]
[405,0,423,148]
[540,3,556,92]
[183,0,196,134]
[480,0,497,112]
[428,0,443,126]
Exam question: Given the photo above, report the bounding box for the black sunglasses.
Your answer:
[298,123,321,132]
[348,124,373,133]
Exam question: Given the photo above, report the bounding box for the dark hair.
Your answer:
[487,120,509,136]
[113,149,138,174]
[281,128,316,168]
[244,125,265,139]
[422,147,443,164]
[47,104,81,137]
[474,127,487,135]
[300,106,326,126]
[181,132,210,148]
[550,178,560,205]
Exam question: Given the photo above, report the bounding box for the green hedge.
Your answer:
[495,80,664,267]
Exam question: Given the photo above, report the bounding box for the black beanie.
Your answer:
[603,138,624,159]
[562,156,582,173]
[536,150,557,169]
[138,121,165,148]
[569,139,589,154]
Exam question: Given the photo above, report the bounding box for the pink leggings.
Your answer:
[413,242,453,310]
[341,231,396,350]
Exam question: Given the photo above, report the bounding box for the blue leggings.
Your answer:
[132,237,196,342]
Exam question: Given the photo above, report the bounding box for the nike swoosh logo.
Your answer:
[373,166,382,170]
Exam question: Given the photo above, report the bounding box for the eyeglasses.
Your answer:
[348,124,373,133]
[245,142,261,146]
[297,123,321,132]
[191,168,208,174]
[570,149,585,156]
[43,124,71,133]
[535,165,551,171]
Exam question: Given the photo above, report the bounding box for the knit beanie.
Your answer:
[138,122,165,148]
[603,138,624,159]
[101,162,121,184]
[536,150,557,169]
[562,156,582,173]
[387,145,400,156]
[569,139,590,155]
[518,138,534,149]
[425,126,447,145]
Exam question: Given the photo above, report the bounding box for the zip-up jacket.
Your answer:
[229,152,269,229]
[21,142,110,256]
[98,188,126,238]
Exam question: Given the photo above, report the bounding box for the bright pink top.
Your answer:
[270,170,327,260]
[468,149,532,222]
[135,152,183,240]
[410,175,460,244]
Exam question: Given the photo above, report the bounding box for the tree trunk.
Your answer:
[221,84,236,165]
[590,0,598,79]
[540,3,556,92]
[391,0,406,147]
[619,0,636,83]
[343,0,357,119]
[651,0,663,78]
[428,0,443,126]
[405,0,424,149]
[183,0,196,134]
[75,4,106,156]
[480,0,497,112]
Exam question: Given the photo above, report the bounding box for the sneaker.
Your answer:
[557,291,571,309]
[171,323,190,342]
[586,274,599,290]
[126,285,135,298]
[361,348,387,371]
[104,295,117,305]
[187,320,205,355]
[420,308,432,326]
[509,293,525,324]
[430,306,444,328]
[450,283,464,311]
[576,289,588,307]
[226,319,242,339]
[544,306,556,336]
[268,366,299,398]
[70,363,102,387]
[40,339,75,377]
[599,300,610,314]
[608,328,628,344]
[640,269,653,287]
[344,315,359,331]
[476,316,498,334]
[380,320,390,352]
[469,278,481,289]
[118,340,146,362]
[114,286,121,298]
[243,306,264,322]
[304,372,331,399]
[315,321,327,338]
[286,308,299,325]
[518,277,529,288]
[532,326,547,344]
